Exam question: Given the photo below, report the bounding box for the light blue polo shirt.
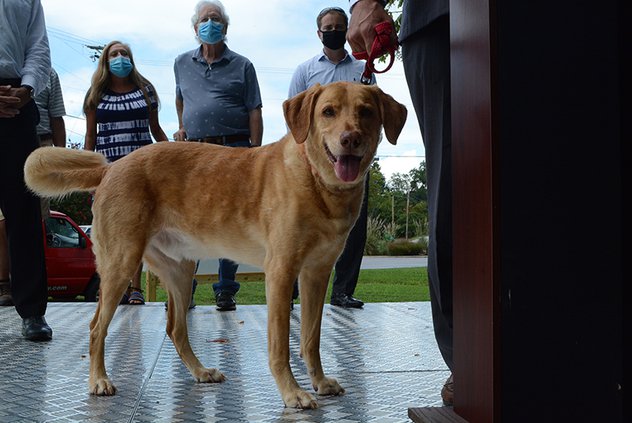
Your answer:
[174,46,262,139]
[288,49,375,98]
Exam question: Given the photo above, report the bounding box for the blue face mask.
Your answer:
[198,20,224,45]
[109,56,133,78]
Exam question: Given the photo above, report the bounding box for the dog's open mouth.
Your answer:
[325,144,362,182]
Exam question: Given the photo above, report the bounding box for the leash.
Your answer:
[352,21,398,85]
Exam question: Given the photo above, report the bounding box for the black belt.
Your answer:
[0,78,22,87]
[190,134,250,145]
[39,133,53,140]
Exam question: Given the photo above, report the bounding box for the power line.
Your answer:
[378,155,424,158]
[47,26,102,47]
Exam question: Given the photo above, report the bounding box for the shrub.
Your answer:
[50,192,93,225]
[414,236,429,255]
[386,239,424,256]
[365,216,391,255]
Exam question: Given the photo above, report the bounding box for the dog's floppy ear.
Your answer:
[283,84,322,144]
[374,87,408,145]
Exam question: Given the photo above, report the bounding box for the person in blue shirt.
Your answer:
[0,0,53,341]
[288,6,375,310]
[173,0,263,312]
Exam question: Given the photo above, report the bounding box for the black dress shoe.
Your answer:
[441,373,454,406]
[215,291,236,311]
[0,280,13,306]
[330,293,364,308]
[22,316,53,341]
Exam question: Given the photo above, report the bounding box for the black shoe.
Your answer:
[441,373,454,406]
[215,291,236,311]
[0,280,13,306]
[330,293,364,308]
[22,316,53,341]
[189,279,197,309]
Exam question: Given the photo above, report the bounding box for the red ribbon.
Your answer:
[352,21,398,84]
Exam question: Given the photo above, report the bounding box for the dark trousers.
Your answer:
[0,99,48,319]
[212,258,240,295]
[332,175,369,296]
[402,15,453,370]
[291,174,370,300]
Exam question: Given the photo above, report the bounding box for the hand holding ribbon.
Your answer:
[352,21,398,84]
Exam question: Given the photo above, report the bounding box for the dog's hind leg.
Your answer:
[299,265,345,397]
[265,259,318,409]
[144,247,225,384]
[88,254,140,395]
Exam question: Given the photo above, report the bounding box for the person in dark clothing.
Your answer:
[348,0,454,405]
[288,6,374,309]
[0,0,53,341]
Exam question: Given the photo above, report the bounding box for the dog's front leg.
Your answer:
[299,267,345,397]
[266,269,318,409]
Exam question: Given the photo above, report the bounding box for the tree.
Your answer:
[366,160,429,240]
[367,161,392,222]
[408,161,427,204]
[49,141,93,224]
[388,172,412,238]
[380,0,404,62]
[385,0,404,32]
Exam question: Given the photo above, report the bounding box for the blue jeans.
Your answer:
[211,139,250,295]
[212,259,240,295]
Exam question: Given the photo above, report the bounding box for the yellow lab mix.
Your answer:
[24,82,407,409]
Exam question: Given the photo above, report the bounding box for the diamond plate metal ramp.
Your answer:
[0,302,448,422]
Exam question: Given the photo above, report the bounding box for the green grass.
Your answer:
[150,267,429,305]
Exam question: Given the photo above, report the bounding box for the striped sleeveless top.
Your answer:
[95,85,158,162]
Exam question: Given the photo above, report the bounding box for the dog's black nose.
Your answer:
[340,130,361,149]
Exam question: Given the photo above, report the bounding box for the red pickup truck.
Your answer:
[44,211,99,301]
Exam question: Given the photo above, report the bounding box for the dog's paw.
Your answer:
[283,389,319,409]
[313,377,345,396]
[89,377,117,396]
[194,367,225,383]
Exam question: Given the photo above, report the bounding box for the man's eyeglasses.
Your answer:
[317,6,346,19]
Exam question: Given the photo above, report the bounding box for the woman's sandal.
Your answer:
[0,279,14,306]
[128,288,145,305]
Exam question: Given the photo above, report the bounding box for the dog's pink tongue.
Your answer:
[334,155,361,182]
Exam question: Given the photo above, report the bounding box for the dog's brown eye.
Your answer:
[323,106,335,117]
[359,107,373,118]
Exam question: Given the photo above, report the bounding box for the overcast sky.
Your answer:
[40,0,424,180]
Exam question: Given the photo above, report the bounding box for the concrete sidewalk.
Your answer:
[360,255,428,269]
[195,255,427,274]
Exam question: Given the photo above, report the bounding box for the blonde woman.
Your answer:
[83,40,168,304]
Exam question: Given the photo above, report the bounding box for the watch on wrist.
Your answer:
[21,85,35,99]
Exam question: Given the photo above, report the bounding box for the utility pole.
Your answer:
[391,194,395,230]
[86,44,105,61]
[405,187,410,239]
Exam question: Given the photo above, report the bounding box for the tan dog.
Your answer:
[24,81,407,409]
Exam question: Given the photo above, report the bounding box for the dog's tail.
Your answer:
[24,147,109,197]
